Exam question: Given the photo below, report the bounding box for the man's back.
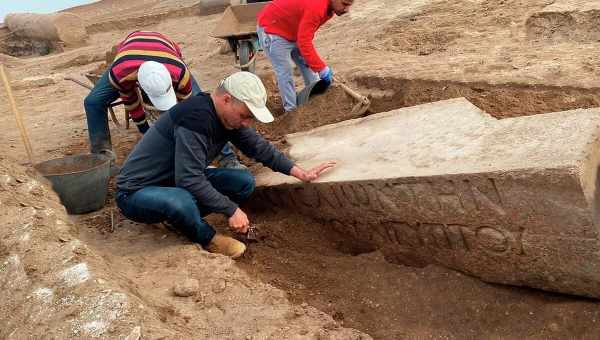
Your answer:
[258,0,331,42]
[116,93,224,192]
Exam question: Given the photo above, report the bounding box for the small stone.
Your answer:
[323,321,338,330]
[173,278,200,297]
[211,279,227,293]
[548,323,560,332]
[124,326,141,340]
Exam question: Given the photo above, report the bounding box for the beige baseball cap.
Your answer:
[221,71,274,123]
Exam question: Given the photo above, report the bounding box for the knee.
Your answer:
[238,171,255,199]
[84,94,103,112]
[166,191,198,216]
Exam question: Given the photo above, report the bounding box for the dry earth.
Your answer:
[2,0,600,339]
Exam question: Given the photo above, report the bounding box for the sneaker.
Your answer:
[206,234,246,259]
[218,156,247,170]
[99,149,120,177]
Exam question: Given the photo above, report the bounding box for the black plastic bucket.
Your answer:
[296,79,330,107]
[34,154,110,214]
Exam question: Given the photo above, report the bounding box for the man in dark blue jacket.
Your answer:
[116,72,335,258]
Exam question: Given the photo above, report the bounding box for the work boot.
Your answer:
[218,156,247,170]
[99,149,120,177]
[206,234,246,259]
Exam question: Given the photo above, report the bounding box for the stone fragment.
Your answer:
[173,278,200,297]
[252,98,600,298]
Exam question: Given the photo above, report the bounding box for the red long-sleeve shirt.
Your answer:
[258,0,333,72]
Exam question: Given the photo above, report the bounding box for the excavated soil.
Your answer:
[4,0,600,338]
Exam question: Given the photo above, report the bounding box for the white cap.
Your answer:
[138,61,177,111]
[221,71,274,123]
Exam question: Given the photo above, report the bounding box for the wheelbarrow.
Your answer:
[211,1,270,74]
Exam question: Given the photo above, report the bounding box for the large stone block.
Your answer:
[251,98,600,298]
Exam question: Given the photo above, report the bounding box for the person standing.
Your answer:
[257,0,354,112]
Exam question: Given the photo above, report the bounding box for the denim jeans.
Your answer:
[115,168,255,247]
[83,69,240,157]
[257,25,320,112]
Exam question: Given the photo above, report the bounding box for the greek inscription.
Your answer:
[446,224,470,251]
[468,178,506,215]
[355,221,524,257]
[263,176,506,218]
[293,186,320,209]
[435,180,466,214]
[419,223,451,249]
[364,183,385,212]
[388,221,422,247]
[337,183,370,207]
[412,183,442,213]
[316,185,344,209]
[476,226,509,254]
[388,182,417,209]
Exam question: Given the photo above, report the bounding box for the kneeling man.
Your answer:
[115,72,335,258]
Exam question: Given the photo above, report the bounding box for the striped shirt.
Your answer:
[109,31,192,126]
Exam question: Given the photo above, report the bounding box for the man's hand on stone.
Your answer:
[290,161,337,182]
[229,207,250,233]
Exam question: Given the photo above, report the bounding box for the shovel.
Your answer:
[237,224,260,244]
[296,77,371,116]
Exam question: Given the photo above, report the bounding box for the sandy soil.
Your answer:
[2,0,600,338]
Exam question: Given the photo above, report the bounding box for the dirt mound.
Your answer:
[256,74,369,142]
[526,0,600,42]
[5,12,87,47]
[0,156,370,339]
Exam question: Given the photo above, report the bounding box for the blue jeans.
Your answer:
[84,69,230,154]
[115,168,255,247]
[257,26,320,112]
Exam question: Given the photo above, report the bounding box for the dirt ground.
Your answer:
[3,0,600,338]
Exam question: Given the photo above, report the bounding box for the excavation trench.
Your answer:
[239,76,600,339]
[354,76,600,119]
[72,76,600,340]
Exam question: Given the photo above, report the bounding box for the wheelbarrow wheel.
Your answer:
[238,40,255,73]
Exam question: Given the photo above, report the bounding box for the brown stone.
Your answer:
[252,98,600,298]
[173,278,200,297]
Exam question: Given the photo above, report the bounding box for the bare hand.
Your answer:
[290,160,337,182]
[228,208,250,233]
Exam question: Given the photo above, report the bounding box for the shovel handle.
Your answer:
[0,64,34,164]
[333,76,370,104]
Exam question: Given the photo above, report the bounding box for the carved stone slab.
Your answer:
[252,98,600,298]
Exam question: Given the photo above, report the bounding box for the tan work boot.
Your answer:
[207,234,246,259]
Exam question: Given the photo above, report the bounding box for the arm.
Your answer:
[175,67,193,102]
[174,126,238,217]
[109,69,148,132]
[296,11,328,72]
[231,128,336,182]
[230,128,295,174]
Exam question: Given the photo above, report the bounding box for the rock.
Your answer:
[4,12,87,46]
[548,323,560,332]
[251,98,600,298]
[173,278,200,297]
[124,326,142,340]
